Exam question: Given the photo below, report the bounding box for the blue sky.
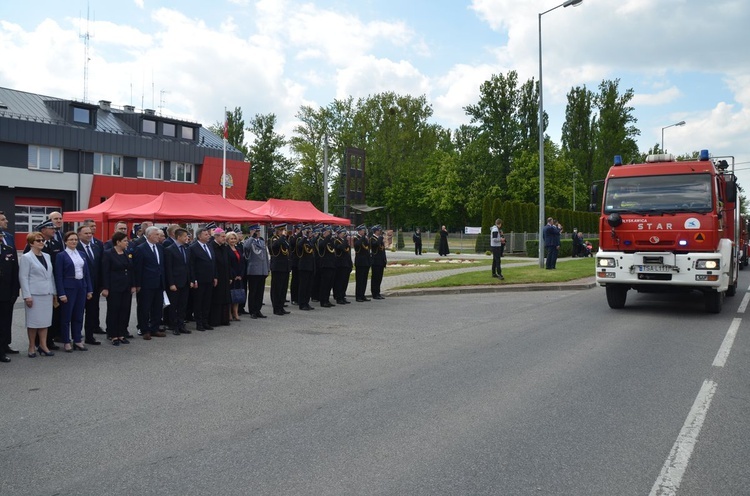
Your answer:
[2,0,749,184]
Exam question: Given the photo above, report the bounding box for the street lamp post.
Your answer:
[572,170,578,211]
[538,0,583,268]
[661,120,686,152]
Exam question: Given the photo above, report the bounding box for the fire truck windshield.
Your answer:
[603,173,713,214]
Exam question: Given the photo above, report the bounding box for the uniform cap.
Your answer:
[274,223,287,230]
[204,221,217,230]
[247,224,260,231]
[372,224,382,232]
[356,224,367,231]
[36,220,55,231]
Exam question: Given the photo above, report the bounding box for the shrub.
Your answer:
[397,230,405,250]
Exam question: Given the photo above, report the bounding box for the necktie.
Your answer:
[152,244,159,264]
[180,245,187,263]
[203,244,211,259]
[86,244,94,261]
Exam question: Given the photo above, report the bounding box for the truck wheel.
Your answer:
[606,285,628,309]
[705,290,723,314]
[727,281,737,297]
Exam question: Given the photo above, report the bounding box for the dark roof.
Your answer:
[0,86,242,155]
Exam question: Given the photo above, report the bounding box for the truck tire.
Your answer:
[705,290,723,314]
[727,281,737,297]
[606,285,628,309]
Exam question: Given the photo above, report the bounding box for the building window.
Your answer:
[181,126,194,140]
[73,107,91,124]
[171,162,194,183]
[137,158,163,180]
[28,145,63,171]
[162,123,175,137]
[93,153,122,176]
[143,119,156,134]
[15,204,60,236]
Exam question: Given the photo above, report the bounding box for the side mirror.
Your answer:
[607,213,623,228]
[726,177,737,203]
[588,184,599,212]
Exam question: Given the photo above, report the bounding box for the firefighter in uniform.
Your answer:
[296,225,316,310]
[269,224,291,316]
[369,225,386,299]
[288,224,301,305]
[316,225,336,307]
[353,224,371,302]
[333,226,352,304]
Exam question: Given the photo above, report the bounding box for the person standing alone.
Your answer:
[490,219,505,279]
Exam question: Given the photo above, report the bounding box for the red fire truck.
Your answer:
[593,150,739,313]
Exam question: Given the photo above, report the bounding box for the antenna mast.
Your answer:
[79,4,93,102]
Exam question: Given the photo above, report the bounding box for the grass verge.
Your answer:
[395,257,595,289]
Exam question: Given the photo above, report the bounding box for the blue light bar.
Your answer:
[614,155,623,166]
[699,149,709,161]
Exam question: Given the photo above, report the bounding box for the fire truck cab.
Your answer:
[593,150,739,313]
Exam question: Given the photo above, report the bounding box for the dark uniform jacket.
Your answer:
[353,234,371,267]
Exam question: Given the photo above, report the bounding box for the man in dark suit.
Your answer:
[0,211,15,250]
[189,228,217,331]
[164,228,192,335]
[133,226,166,340]
[103,222,129,251]
[49,211,64,247]
[77,224,104,345]
[84,219,104,249]
[353,224,371,302]
[0,226,20,361]
[369,225,387,300]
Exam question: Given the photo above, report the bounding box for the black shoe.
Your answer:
[335,300,346,304]
[249,313,258,319]
[342,299,351,304]
[203,325,215,330]
[0,354,10,363]
[291,301,298,305]
[4,347,19,355]
[84,339,101,346]
[320,302,334,308]
[358,297,371,302]
[120,338,130,344]
[196,327,206,332]
[172,330,181,336]
[492,274,499,278]
[93,329,107,335]
[48,343,60,350]
[256,312,267,319]
[179,328,191,334]
[300,305,315,311]
[73,344,89,351]
[125,333,134,339]
[499,275,505,280]
[111,339,120,346]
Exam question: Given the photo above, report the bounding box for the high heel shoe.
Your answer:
[28,351,37,358]
[64,345,73,353]
[73,343,88,352]
[37,348,55,356]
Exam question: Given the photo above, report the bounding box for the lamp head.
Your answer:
[563,0,583,7]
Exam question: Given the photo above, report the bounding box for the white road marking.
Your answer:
[712,318,741,368]
[649,380,718,496]
[737,293,750,314]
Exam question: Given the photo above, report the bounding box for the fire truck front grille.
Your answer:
[637,273,672,281]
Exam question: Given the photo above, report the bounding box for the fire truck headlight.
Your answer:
[696,260,719,270]
[678,239,688,247]
[597,258,616,268]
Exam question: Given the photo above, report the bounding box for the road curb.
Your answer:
[385,278,597,297]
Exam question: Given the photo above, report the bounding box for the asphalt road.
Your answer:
[1,272,749,495]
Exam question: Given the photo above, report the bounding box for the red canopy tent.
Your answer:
[108,192,270,222]
[248,199,350,225]
[64,193,158,222]
[227,199,267,213]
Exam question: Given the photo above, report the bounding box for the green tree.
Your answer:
[561,86,595,196]
[592,79,640,181]
[208,106,248,159]
[246,113,293,200]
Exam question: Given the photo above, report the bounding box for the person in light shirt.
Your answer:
[55,231,93,352]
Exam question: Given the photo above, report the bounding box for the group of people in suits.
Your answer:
[0,212,394,363]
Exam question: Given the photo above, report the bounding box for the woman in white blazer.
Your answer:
[19,232,57,357]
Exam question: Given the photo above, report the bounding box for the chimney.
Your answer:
[99,100,111,111]
[144,108,155,115]
[123,105,135,113]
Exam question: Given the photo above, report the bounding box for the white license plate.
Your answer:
[637,265,672,272]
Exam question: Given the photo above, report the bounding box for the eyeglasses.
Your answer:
[34,239,44,243]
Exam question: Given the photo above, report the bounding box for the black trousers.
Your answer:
[270,270,289,311]
[415,242,422,255]
[106,290,132,339]
[167,285,189,330]
[311,267,321,301]
[290,267,299,303]
[355,265,370,299]
[318,267,335,304]
[0,299,14,349]
[333,266,351,301]
[84,290,102,340]
[138,286,164,334]
[246,275,267,314]
[491,246,502,276]
[371,265,384,297]
[192,283,213,328]
[298,270,312,308]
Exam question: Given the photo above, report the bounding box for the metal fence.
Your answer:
[399,231,595,254]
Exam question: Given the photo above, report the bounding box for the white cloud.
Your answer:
[335,56,430,102]
[134,0,144,8]
[632,86,681,107]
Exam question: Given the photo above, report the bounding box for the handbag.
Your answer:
[230,288,245,304]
